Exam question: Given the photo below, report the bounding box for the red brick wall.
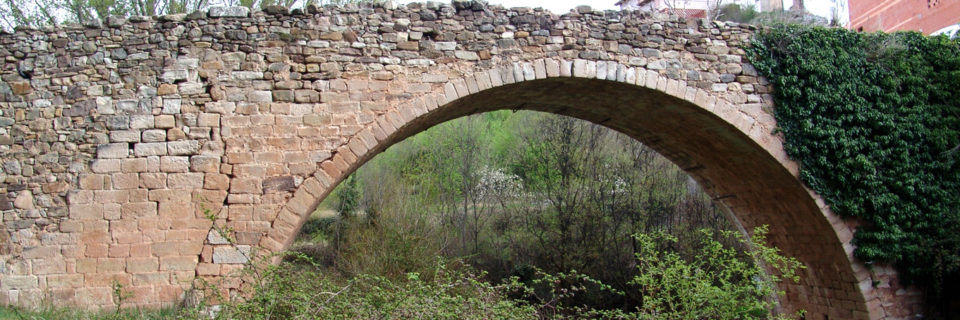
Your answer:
[850,0,960,34]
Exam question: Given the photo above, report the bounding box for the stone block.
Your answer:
[159,256,198,271]
[168,140,200,156]
[160,156,190,173]
[263,176,296,193]
[111,173,140,189]
[126,258,159,273]
[161,70,188,83]
[121,158,149,173]
[209,6,249,17]
[110,130,141,143]
[167,173,204,189]
[197,263,220,276]
[97,143,129,159]
[142,129,167,142]
[230,177,262,194]
[140,173,167,189]
[121,202,158,218]
[91,159,121,173]
[198,113,220,127]
[213,246,250,264]
[190,156,220,173]
[294,89,320,103]
[22,246,59,259]
[1,276,38,290]
[47,274,84,288]
[32,258,66,274]
[135,143,168,157]
[155,115,176,129]
[248,90,272,103]
[79,174,105,190]
[161,98,181,114]
[70,204,102,220]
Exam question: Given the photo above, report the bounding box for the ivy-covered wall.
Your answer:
[749,26,960,301]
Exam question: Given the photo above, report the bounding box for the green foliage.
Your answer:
[0,305,188,320]
[619,226,803,320]
[217,256,538,320]
[335,174,361,217]
[717,3,757,23]
[748,25,960,296]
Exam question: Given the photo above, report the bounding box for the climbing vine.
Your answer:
[747,25,960,298]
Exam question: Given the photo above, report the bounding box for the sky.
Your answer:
[396,0,847,26]
[397,0,619,14]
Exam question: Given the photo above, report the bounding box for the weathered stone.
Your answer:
[263,176,296,193]
[213,246,250,264]
[97,143,129,159]
[209,6,249,17]
[134,143,168,157]
[168,140,200,156]
[13,191,34,210]
[207,230,231,245]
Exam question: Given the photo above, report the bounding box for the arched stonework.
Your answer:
[0,2,920,318]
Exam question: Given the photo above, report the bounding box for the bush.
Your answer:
[717,4,757,23]
[217,256,538,320]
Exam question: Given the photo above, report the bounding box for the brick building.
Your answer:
[849,0,960,34]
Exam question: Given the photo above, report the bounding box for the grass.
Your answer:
[0,305,187,320]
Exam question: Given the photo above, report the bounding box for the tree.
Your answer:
[0,0,61,31]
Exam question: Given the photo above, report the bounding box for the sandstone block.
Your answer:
[47,274,84,288]
[1,275,38,290]
[110,131,141,143]
[198,113,220,127]
[140,173,167,189]
[126,258,160,273]
[159,256,198,271]
[22,246,59,259]
[167,173,204,189]
[121,158,149,173]
[230,177,262,194]
[111,173,140,189]
[160,156,190,173]
[248,90,272,103]
[32,258,66,274]
[97,143,129,159]
[204,173,230,190]
[121,202,158,218]
[168,140,200,156]
[142,129,167,142]
[155,115,176,129]
[135,143,168,157]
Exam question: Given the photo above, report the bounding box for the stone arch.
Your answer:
[0,4,920,318]
[261,59,872,319]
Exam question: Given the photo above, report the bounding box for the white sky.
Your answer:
[396,0,847,26]
[397,0,619,14]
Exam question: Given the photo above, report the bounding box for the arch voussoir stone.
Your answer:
[0,2,923,318]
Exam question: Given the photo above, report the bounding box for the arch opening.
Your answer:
[277,77,868,319]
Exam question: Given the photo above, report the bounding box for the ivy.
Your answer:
[747,25,960,298]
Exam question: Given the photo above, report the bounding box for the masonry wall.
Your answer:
[0,1,922,318]
[849,0,960,33]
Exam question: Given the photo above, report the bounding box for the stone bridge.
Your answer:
[0,2,922,318]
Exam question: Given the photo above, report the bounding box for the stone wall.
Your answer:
[0,1,921,318]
